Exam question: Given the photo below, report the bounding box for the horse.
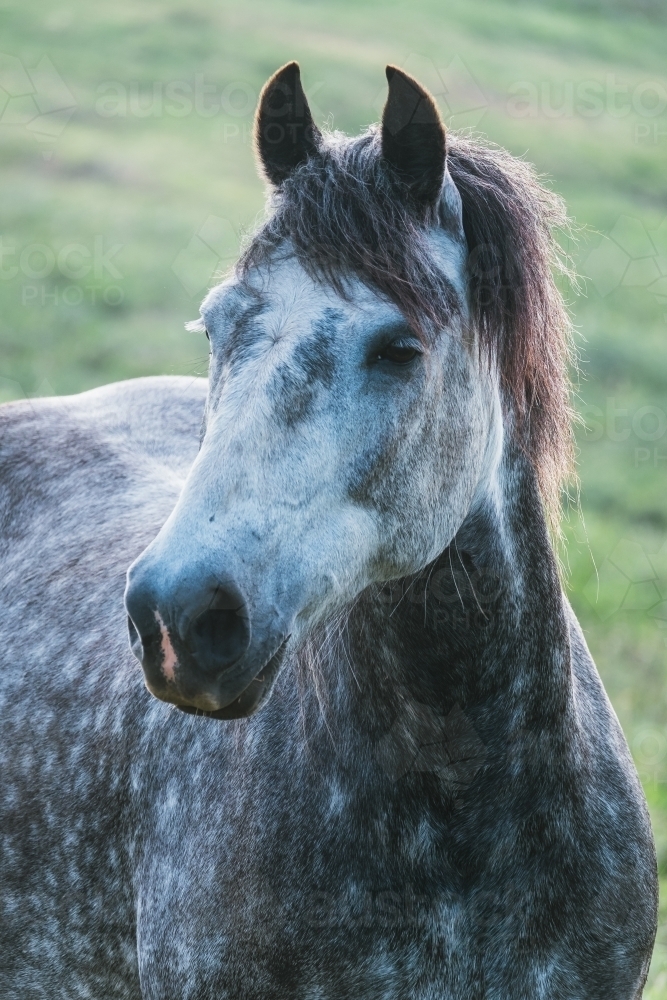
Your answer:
[0,62,657,999]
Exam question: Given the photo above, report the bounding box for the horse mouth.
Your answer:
[175,638,289,720]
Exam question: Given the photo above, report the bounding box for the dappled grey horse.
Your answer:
[0,63,658,999]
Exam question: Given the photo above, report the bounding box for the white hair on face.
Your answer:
[185,317,207,333]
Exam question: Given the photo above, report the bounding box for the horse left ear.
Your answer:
[254,61,322,186]
[381,65,446,208]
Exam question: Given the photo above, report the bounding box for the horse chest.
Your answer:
[130,713,652,1000]
[134,758,510,999]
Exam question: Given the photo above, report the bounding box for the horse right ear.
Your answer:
[381,65,446,209]
[254,62,322,186]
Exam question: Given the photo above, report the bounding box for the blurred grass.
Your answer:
[1,0,666,991]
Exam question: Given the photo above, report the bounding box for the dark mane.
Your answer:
[237,127,575,527]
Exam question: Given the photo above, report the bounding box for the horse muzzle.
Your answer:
[124,566,290,719]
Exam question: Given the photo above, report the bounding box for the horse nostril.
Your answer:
[186,602,251,677]
[125,573,252,689]
[127,616,143,663]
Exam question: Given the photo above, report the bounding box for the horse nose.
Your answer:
[124,571,251,696]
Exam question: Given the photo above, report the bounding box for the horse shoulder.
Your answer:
[0,375,208,705]
[0,375,206,529]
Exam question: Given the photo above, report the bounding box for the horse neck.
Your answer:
[293,439,573,743]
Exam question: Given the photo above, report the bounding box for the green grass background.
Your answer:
[1,0,666,991]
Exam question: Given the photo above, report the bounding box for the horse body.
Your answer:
[0,375,656,999]
[0,62,658,998]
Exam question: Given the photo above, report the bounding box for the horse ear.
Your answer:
[381,65,446,208]
[254,61,321,186]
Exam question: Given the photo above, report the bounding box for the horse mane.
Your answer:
[237,127,575,529]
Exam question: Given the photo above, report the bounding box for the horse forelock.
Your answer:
[236,125,575,531]
[237,127,462,341]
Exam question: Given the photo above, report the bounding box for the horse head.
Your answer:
[124,62,567,719]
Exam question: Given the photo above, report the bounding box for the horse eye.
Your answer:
[378,342,420,365]
[205,329,210,341]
